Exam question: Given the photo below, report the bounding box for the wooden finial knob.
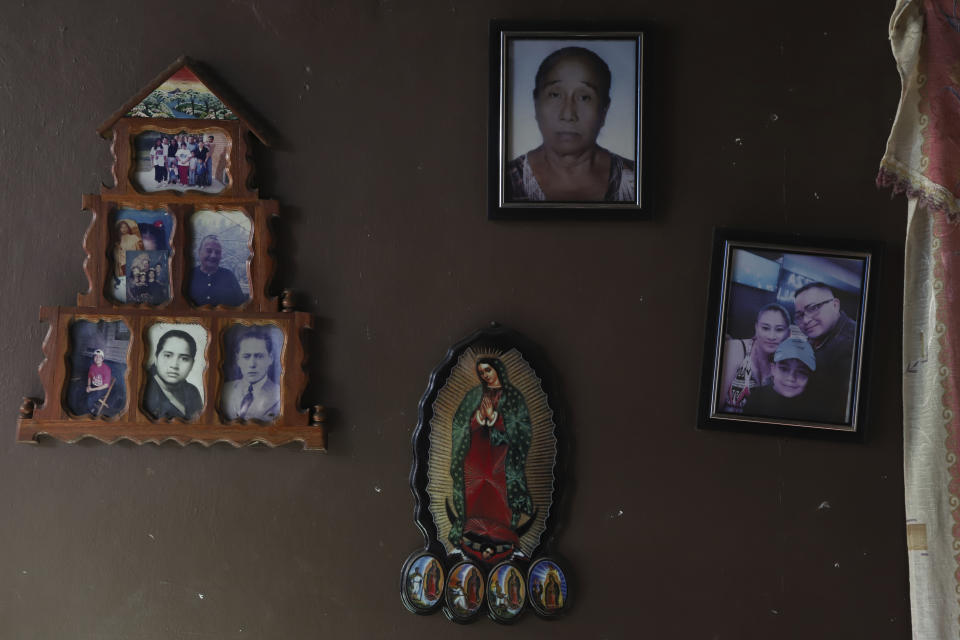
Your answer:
[281,289,295,312]
[309,405,326,426]
[19,397,36,419]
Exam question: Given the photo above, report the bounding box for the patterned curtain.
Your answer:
[880,1,960,636]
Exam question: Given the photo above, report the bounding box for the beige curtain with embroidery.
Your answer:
[902,199,955,639]
[882,1,960,637]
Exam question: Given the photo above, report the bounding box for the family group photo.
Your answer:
[132,129,229,194]
[712,244,870,427]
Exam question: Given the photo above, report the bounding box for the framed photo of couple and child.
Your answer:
[699,230,879,436]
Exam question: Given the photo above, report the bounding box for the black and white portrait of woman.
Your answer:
[142,323,208,421]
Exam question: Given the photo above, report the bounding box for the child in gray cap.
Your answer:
[743,338,828,421]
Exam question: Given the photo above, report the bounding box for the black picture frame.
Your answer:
[488,21,650,220]
[698,229,880,439]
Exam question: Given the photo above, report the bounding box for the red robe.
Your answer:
[423,563,440,600]
[544,575,562,608]
[462,389,519,549]
[507,571,522,609]
[465,569,482,609]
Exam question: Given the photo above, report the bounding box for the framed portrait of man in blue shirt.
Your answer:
[188,209,251,308]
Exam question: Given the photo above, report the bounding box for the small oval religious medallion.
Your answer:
[486,562,526,623]
[445,561,485,621]
[528,559,568,617]
[401,553,444,613]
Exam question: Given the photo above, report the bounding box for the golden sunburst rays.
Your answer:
[426,347,558,556]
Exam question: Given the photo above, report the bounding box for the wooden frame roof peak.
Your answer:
[96,56,274,146]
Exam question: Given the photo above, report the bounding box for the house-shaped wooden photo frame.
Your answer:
[17,57,326,450]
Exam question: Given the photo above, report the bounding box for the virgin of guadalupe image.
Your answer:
[422,559,442,604]
[405,555,443,608]
[530,561,566,614]
[541,565,564,610]
[489,564,525,617]
[505,567,523,610]
[449,357,533,564]
[448,564,483,615]
[426,347,557,569]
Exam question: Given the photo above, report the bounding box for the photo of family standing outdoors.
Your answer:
[132,129,229,194]
[702,236,874,433]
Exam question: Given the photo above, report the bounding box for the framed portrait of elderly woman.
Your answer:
[187,209,253,308]
[698,229,880,437]
[400,323,571,623]
[489,22,648,219]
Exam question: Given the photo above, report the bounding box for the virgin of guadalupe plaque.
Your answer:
[401,324,570,623]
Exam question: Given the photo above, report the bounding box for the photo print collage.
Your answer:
[65,317,285,424]
[107,207,252,308]
[18,57,325,449]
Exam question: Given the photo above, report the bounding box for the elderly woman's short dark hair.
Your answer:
[533,46,612,109]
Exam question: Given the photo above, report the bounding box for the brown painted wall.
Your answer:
[0,1,909,638]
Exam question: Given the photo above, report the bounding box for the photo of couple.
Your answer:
[713,245,870,427]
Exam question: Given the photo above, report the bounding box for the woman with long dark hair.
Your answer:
[719,303,792,412]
